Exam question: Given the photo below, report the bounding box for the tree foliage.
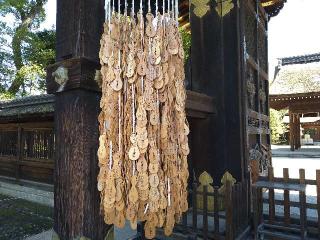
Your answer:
[0,0,55,99]
[179,28,191,63]
[270,108,288,144]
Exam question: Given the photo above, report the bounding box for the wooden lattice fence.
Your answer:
[0,123,54,183]
[255,167,320,239]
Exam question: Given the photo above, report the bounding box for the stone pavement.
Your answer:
[24,230,53,240]
[0,178,53,207]
[268,145,320,221]
[272,144,320,158]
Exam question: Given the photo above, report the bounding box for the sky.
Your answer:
[268,0,320,77]
[23,0,320,79]
[41,0,56,30]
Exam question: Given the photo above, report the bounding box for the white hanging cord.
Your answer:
[148,0,151,12]
[118,44,121,61]
[112,0,115,13]
[118,93,121,152]
[131,0,134,16]
[108,0,111,34]
[131,84,136,134]
[109,0,111,23]
[117,49,121,153]
[140,1,143,29]
[118,0,120,15]
[156,90,159,108]
[109,141,113,170]
[156,0,158,14]
[168,178,171,206]
[144,203,149,214]
[175,0,179,23]
[130,84,136,176]
[141,76,144,93]
[105,0,108,20]
[171,0,174,19]
[163,0,165,15]
[132,159,136,175]
[124,0,128,16]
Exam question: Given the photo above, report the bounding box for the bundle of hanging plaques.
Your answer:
[97,0,189,238]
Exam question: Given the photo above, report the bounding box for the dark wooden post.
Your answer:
[293,113,299,150]
[190,0,247,183]
[46,0,109,239]
[225,180,233,240]
[316,170,320,238]
[296,114,301,149]
[289,110,294,151]
[268,166,275,223]
[299,169,306,239]
[16,126,22,182]
[283,168,290,226]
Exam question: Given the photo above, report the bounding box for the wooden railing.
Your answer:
[171,180,250,240]
[256,167,320,238]
[0,122,54,184]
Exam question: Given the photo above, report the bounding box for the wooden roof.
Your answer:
[270,92,320,112]
[270,53,320,96]
[261,0,287,18]
[0,94,54,123]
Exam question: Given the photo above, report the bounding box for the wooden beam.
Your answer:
[269,92,320,111]
[186,90,216,116]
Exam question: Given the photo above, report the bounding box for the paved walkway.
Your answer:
[272,144,320,158]
[24,230,53,240]
[268,145,320,221]
[0,178,53,207]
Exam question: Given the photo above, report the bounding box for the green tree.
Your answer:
[179,28,191,63]
[0,0,55,99]
[270,108,288,144]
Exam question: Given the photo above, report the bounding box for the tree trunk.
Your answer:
[8,26,24,94]
[7,0,46,95]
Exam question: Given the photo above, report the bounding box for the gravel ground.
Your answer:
[0,194,53,240]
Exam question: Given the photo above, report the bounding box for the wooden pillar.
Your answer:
[293,114,296,149]
[190,0,247,183]
[46,0,109,239]
[16,126,22,182]
[289,110,294,151]
[293,113,299,150]
[296,114,301,149]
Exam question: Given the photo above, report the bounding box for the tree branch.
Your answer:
[7,0,47,94]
